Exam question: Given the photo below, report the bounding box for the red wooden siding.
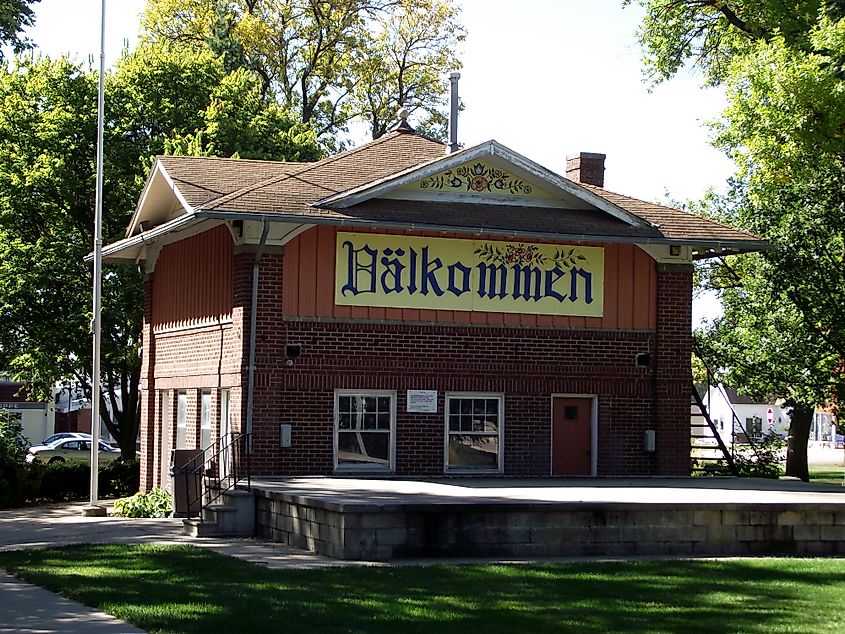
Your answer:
[282,226,657,330]
[152,225,233,329]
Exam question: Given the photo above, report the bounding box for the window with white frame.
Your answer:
[335,392,394,470]
[176,391,187,449]
[445,394,503,472]
[200,391,212,449]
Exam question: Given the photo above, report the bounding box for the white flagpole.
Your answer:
[84,0,107,516]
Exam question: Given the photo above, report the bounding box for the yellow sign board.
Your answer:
[335,233,604,317]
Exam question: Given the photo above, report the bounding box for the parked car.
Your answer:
[39,432,91,447]
[26,438,120,464]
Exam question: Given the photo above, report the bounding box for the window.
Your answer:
[445,394,503,472]
[200,391,212,449]
[176,391,187,449]
[334,392,395,471]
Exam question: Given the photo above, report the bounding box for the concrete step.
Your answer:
[184,488,256,538]
[182,518,221,538]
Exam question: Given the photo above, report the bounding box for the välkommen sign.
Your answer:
[335,233,604,317]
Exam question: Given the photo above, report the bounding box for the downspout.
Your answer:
[245,222,270,451]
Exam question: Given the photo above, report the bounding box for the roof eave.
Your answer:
[125,159,195,238]
[195,209,769,251]
[90,212,198,263]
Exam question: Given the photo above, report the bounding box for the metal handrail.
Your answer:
[175,432,252,521]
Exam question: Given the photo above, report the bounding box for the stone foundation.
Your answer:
[254,488,845,561]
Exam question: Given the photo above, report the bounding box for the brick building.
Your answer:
[102,123,764,491]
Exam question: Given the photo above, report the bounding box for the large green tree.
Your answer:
[629,1,845,479]
[140,0,464,145]
[0,0,40,59]
[0,45,320,458]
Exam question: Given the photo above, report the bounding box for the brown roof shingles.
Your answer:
[154,131,761,247]
[201,131,445,214]
[579,184,760,243]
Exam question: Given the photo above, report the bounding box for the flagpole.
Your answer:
[83,0,107,517]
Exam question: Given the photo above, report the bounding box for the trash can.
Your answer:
[171,449,203,517]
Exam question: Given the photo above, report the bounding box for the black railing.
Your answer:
[174,432,251,520]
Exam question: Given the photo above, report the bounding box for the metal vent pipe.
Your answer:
[447,72,460,154]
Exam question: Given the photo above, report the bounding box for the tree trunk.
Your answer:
[785,402,813,481]
[98,366,141,461]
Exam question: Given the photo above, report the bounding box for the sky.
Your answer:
[21,0,729,321]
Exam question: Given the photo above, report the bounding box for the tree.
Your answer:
[349,0,463,140]
[630,1,845,479]
[0,46,320,458]
[0,0,40,59]
[625,0,845,85]
[694,186,842,481]
[140,0,465,145]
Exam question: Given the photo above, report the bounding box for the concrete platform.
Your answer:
[251,477,845,561]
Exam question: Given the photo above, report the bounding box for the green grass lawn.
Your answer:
[3,545,845,633]
[810,463,845,485]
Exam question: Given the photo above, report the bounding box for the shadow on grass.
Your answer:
[2,545,845,633]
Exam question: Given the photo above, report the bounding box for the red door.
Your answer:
[552,397,592,476]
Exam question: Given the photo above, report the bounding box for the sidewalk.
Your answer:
[0,571,144,633]
[0,501,337,567]
[0,502,340,633]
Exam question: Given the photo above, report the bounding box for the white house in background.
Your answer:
[0,378,55,445]
[54,383,117,445]
[700,385,790,446]
[810,409,839,446]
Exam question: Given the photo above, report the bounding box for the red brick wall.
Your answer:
[655,263,693,475]
[139,229,247,491]
[139,274,155,491]
[242,250,691,477]
[141,233,694,482]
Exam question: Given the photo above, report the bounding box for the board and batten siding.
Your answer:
[152,225,234,330]
[282,225,657,330]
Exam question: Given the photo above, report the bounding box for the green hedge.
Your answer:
[0,413,40,508]
[0,459,141,508]
[28,459,141,502]
[1,412,142,508]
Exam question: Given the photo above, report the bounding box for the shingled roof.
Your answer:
[106,129,766,261]
[159,131,445,215]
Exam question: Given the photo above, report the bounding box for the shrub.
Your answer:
[113,488,172,518]
[99,459,140,498]
[0,412,39,508]
[32,460,89,501]
[732,432,786,479]
[27,458,140,503]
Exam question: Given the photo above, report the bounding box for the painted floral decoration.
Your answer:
[420,162,533,195]
[474,243,587,269]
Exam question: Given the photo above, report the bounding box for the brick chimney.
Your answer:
[566,152,606,187]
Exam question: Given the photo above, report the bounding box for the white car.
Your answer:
[26,438,120,464]
[39,432,91,447]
